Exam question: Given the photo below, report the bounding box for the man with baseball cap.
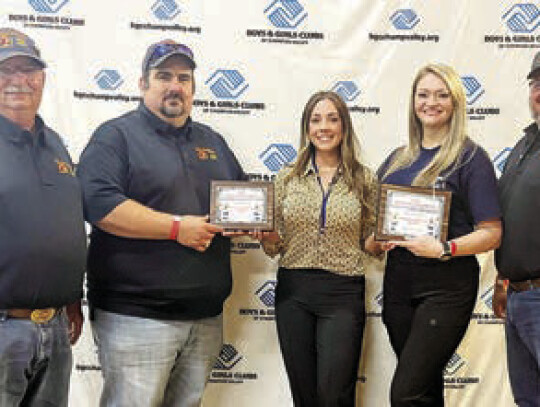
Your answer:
[494,51,540,406]
[77,39,245,406]
[0,28,86,406]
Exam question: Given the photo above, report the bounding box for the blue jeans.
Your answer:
[0,312,72,407]
[91,308,223,407]
[506,287,540,407]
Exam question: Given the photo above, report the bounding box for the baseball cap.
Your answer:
[0,28,46,68]
[527,51,540,79]
[142,40,196,73]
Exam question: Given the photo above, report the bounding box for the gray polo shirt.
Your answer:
[0,114,86,309]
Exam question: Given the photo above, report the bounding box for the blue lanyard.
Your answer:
[313,160,338,234]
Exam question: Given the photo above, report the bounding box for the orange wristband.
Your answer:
[169,216,182,240]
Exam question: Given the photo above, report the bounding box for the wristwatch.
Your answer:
[439,240,452,261]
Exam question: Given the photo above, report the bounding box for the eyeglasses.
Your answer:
[530,80,540,92]
[0,64,42,78]
[148,43,194,65]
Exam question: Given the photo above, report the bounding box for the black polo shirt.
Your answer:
[496,123,540,281]
[0,114,86,309]
[77,103,245,320]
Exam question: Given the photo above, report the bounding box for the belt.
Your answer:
[509,278,540,292]
[1,308,58,323]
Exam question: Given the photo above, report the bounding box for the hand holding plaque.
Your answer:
[210,180,274,231]
[375,184,451,242]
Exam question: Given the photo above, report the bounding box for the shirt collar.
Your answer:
[525,121,540,135]
[0,113,46,146]
[138,102,192,140]
[303,154,344,177]
[522,122,540,144]
[303,158,317,176]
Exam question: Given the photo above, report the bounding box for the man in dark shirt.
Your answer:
[77,39,244,406]
[494,51,540,406]
[0,28,86,406]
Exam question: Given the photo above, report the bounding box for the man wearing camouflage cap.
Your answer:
[0,28,86,406]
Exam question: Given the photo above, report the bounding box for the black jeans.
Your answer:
[275,267,365,407]
[383,254,479,407]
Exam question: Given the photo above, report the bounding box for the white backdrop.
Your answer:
[2,0,534,405]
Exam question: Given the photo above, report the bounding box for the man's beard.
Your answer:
[160,94,184,118]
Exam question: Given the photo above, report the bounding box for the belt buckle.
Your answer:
[30,308,55,324]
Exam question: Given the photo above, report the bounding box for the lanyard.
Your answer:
[313,160,339,234]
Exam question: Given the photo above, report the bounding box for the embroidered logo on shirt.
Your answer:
[195,147,217,160]
[0,34,28,48]
[55,159,75,176]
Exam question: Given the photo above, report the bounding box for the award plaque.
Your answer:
[210,180,274,230]
[375,184,451,242]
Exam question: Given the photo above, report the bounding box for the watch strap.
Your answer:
[440,240,452,260]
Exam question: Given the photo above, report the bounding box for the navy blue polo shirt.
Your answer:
[0,114,86,309]
[77,103,245,320]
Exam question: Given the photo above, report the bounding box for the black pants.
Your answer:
[275,267,366,407]
[383,254,479,407]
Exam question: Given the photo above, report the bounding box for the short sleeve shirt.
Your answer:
[379,141,501,264]
[0,114,86,309]
[379,141,500,238]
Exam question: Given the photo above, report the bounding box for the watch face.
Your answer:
[441,241,452,258]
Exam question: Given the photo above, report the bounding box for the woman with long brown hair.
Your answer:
[257,90,377,406]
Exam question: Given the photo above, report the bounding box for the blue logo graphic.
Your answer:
[390,9,420,30]
[151,0,181,20]
[213,344,243,370]
[493,147,512,174]
[255,281,277,307]
[94,70,124,91]
[264,0,308,29]
[503,3,540,33]
[331,81,361,102]
[481,286,495,310]
[444,353,466,376]
[205,70,249,99]
[28,0,69,13]
[461,76,485,105]
[259,143,297,173]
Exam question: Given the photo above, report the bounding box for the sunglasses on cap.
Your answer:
[148,43,194,65]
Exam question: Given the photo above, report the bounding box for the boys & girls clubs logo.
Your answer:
[246,0,325,45]
[8,0,85,30]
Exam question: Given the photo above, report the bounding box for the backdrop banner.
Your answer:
[2,1,526,405]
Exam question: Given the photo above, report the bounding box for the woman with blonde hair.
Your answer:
[366,64,502,406]
[257,90,377,406]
